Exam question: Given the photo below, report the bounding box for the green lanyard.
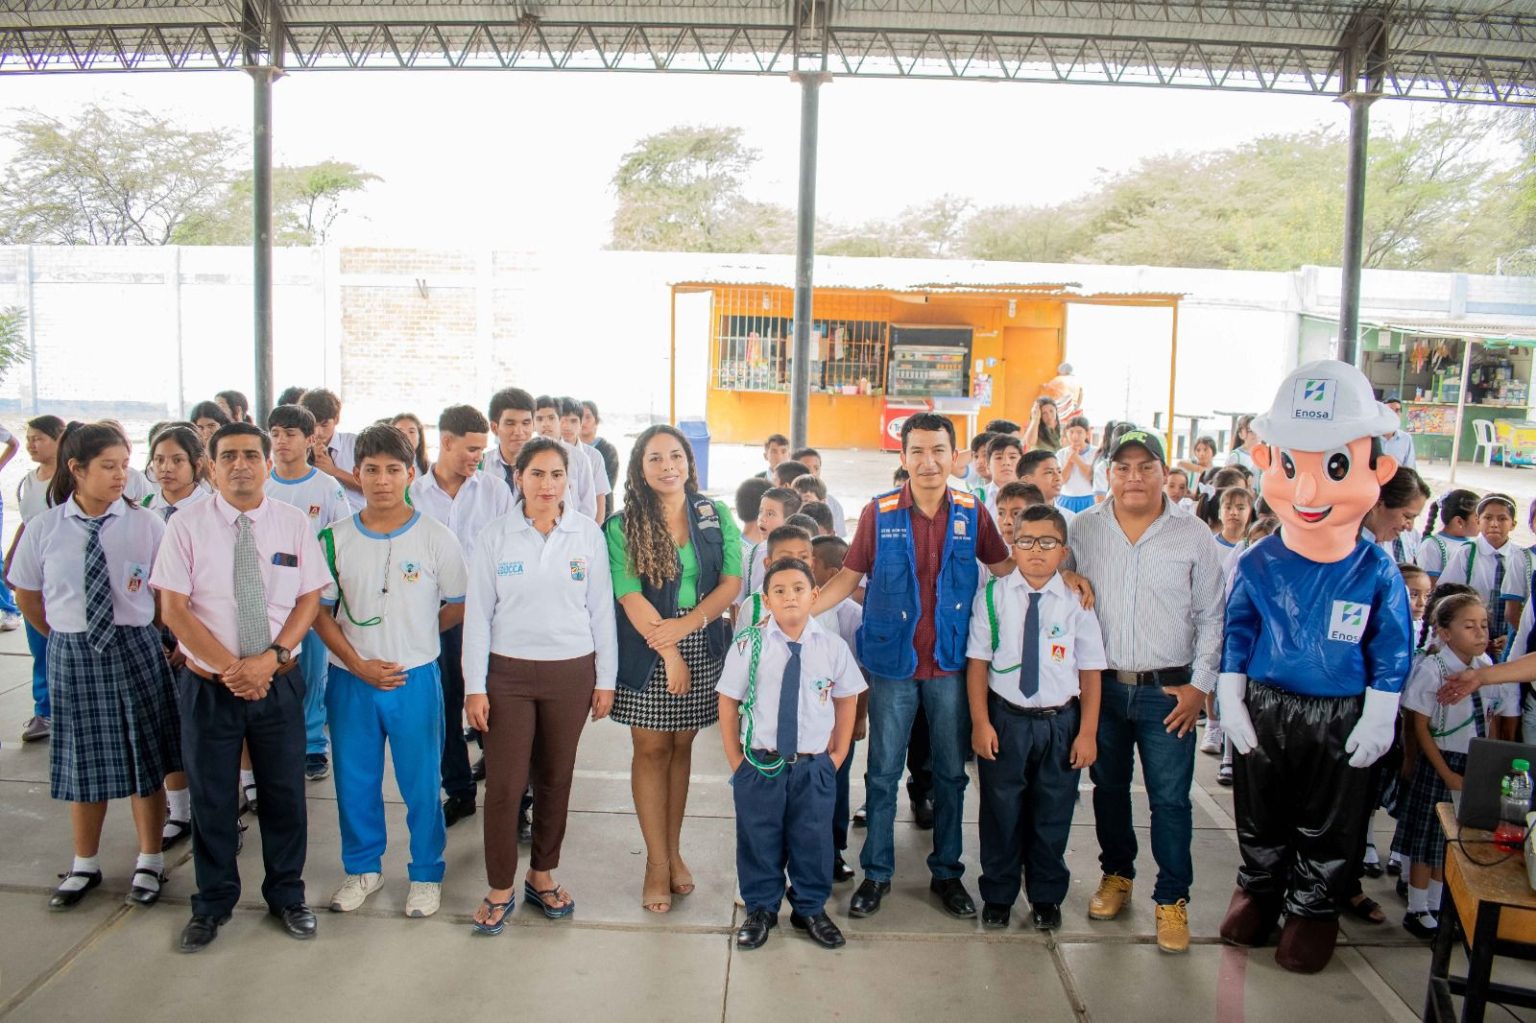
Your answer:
[736,624,787,778]
[984,577,1023,675]
[318,526,381,628]
[1429,652,1487,739]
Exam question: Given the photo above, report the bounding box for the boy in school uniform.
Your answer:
[720,556,866,950]
[311,425,469,920]
[738,524,815,632]
[735,477,771,564]
[299,389,363,512]
[267,402,353,782]
[558,396,613,521]
[967,504,1105,931]
[811,534,868,884]
[409,404,513,821]
[758,434,789,481]
[791,447,847,538]
[1019,450,1068,519]
[739,487,802,606]
[481,387,536,493]
[532,395,597,520]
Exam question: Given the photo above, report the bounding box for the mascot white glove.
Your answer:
[1217,672,1257,756]
[1345,688,1401,768]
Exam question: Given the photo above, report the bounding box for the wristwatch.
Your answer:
[268,644,292,666]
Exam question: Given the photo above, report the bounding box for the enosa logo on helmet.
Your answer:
[1289,377,1337,420]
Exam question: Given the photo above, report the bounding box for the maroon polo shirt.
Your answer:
[846,483,1010,679]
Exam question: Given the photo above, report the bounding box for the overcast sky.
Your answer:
[0,70,1486,252]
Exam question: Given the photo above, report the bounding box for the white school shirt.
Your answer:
[1056,446,1097,497]
[816,597,863,653]
[825,492,848,538]
[1381,529,1422,568]
[1438,535,1530,608]
[461,510,618,695]
[1512,599,1536,661]
[326,431,364,512]
[123,466,154,504]
[10,497,164,632]
[1091,460,1109,498]
[717,614,867,755]
[410,467,515,559]
[17,467,51,524]
[265,468,351,535]
[576,439,612,501]
[1417,532,1472,579]
[143,486,212,520]
[319,511,468,672]
[739,540,769,603]
[1401,649,1518,756]
[966,570,1108,708]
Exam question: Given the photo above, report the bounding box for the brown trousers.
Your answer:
[483,652,595,889]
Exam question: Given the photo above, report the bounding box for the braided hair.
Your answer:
[1423,489,1477,539]
[1419,582,1477,652]
[621,424,700,589]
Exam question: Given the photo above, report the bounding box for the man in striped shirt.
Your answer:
[1066,428,1225,955]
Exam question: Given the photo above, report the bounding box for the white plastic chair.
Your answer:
[1472,418,1505,468]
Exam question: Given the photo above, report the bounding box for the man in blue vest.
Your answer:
[815,412,1013,919]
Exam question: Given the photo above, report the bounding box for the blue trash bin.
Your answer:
[678,418,710,491]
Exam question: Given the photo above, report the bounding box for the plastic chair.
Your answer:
[1472,418,1505,468]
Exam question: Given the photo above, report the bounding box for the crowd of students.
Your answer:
[10,384,1533,958]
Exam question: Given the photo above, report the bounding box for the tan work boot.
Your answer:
[1156,899,1191,953]
[1088,874,1133,920]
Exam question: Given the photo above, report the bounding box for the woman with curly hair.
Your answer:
[604,425,741,913]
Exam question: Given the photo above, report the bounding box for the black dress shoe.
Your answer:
[791,910,846,949]
[178,913,230,953]
[1386,859,1402,878]
[162,819,192,850]
[849,878,890,918]
[736,908,778,949]
[471,756,486,782]
[912,798,935,831]
[1030,903,1063,931]
[49,870,102,910]
[1403,911,1438,940]
[852,803,867,828]
[832,855,856,884]
[930,877,977,919]
[1395,877,1408,900]
[126,869,168,906]
[443,794,477,828]
[271,903,318,940]
[1362,861,1384,879]
[982,902,1012,929]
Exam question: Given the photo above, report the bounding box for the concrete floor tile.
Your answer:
[1358,942,1536,1022]
[0,779,188,893]
[0,891,122,1010]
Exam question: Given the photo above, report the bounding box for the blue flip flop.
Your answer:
[471,895,515,936]
[523,881,575,920]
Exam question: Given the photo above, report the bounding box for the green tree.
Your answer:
[0,306,28,386]
[609,126,793,252]
[177,160,381,245]
[0,104,239,245]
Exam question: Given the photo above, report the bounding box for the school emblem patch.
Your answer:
[1048,623,1065,639]
[400,561,421,583]
[954,517,967,538]
[814,677,833,705]
[308,504,322,519]
[1050,643,1067,663]
[125,562,148,594]
[569,557,587,581]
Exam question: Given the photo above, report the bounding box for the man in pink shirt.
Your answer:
[152,422,329,953]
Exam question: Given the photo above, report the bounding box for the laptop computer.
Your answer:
[1457,737,1536,830]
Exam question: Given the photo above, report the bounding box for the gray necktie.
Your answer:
[233,513,270,657]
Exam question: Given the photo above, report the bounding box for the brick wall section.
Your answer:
[340,247,477,276]
[340,285,479,423]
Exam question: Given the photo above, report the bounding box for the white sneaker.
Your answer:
[329,872,383,912]
[1200,722,1225,755]
[1,613,21,632]
[21,715,50,743]
[405,881,441,918]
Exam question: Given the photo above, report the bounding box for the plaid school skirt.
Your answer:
[1397,750,1466,870]
[610,609,724,732]
[48,626,181,802]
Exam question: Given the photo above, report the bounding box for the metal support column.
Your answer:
[250,65,276,426]
[788,71,826,453]
[1336,11,1386,368]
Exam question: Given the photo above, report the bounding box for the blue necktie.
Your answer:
[1021,592,1042,699]
[83,516,113,653]
[778,641,802,756]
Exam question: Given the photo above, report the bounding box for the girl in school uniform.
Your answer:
[1359,467,1430,567]
[606,425,742,914]
[391,412,430,475]
[1397,592,1520,938]
[1416,489,1478,580]
[1090,421,1123,503]
[1210,487,1255,550]
[142,424,212,847]
[9,414,65,744]
[188,401,231,445]
[9,423,181,910]
[463,437,618,933]
[1055,416,1096,516]
[1437,494,1530,660]
[1226,414,1264,494]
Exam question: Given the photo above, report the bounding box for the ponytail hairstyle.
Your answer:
[1196,466,1249,526]
[1422,488,1478,539]
[1231,414,1256,451]
[621,424,700,588]
[1419,582,1478,652]
[49,421,133,509]
[1378,467,1431,510]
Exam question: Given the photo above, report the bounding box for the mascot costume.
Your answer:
[1217,360,1414,973]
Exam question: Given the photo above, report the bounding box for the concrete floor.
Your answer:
[5,444,1536,1023]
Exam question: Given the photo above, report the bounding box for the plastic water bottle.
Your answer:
[1495,759,1533,851]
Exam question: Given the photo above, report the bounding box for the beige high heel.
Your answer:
[642,860,672,913]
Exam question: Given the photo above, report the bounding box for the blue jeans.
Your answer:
[327,663,447,883]
[26,619,48,717]
[860,674,970,883]
[300,628,329,756]
[1090,680,1196,904]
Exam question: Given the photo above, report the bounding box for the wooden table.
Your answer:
[1425,802,1536,1021]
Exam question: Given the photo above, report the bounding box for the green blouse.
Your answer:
[605,498,743,608]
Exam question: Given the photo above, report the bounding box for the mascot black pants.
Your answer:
[1234,682,1369,920]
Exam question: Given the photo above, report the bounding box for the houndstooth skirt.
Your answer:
[610,609,723,732]
[48,626,181,802]
[1397,751,1466,870]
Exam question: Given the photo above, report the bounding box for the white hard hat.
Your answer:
[1250,359,1400,450]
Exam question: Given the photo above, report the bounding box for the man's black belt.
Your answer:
[1112,667,1192,686]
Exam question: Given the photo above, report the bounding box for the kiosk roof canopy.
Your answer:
[2,0,1534,105]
